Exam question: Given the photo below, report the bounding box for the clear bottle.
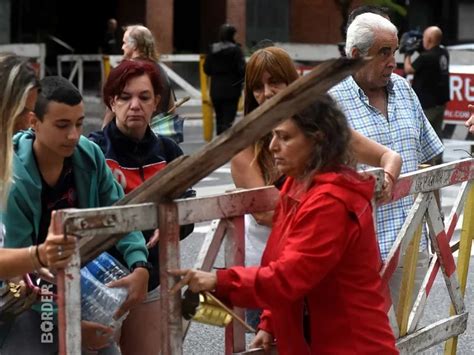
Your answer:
[80,267,128,327]
[85,252,129,284]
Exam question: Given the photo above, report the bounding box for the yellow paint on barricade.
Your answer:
[445,183,474,354]
[397,223,423,336]
[103,55,111,79]
[199,55,214,142]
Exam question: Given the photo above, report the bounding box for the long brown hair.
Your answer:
[0,53,39,203]
[244,47,299,185]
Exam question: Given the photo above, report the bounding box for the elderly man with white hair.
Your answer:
[329,13,444,304]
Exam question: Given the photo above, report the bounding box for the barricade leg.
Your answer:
[444,183,474,354]
[56,211,82,355]
[224,216,246,354]
[396,224,422,336]
[160,202,183,355]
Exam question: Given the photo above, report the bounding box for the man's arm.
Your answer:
[404,55,415,75]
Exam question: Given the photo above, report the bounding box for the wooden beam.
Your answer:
[159,202,183,354]
[119,57,367,205]
[396,313,468,354]
[78,56,367,264]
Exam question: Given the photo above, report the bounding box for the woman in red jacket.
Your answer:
[171,95,398,354]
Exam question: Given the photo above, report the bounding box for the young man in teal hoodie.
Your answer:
[1,76,150,353]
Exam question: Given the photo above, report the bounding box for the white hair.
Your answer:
[345,12,398,58]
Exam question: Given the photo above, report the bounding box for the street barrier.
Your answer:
[0,43,46,78]
[51,160,474,354]
[27,56,473,353]
[56,54,104,95]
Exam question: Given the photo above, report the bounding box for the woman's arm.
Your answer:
[0,217,76,279]
[231,147,274,226]
[350,129,402,203]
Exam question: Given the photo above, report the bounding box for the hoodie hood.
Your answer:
[12,130,42,189]
[313,168,375,204]
[210,41,237,54]
[283,167,375,216]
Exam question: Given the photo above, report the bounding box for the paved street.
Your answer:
[84,101,474,354]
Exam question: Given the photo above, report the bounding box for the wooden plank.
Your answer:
[396,313,468,354]
[381,193,429,284]
[55,211,82,355]
[176,187,279,225]
[396,223,422,336]
[445,182,474,354]
[78,56,367,264]
[194,219,227,272]
[224,217,246,354]
[159,203,183,355]
[426,195,465,315]
[61,203,157,236]
[391,159,474,202]
[119,57,367,205]
[408,180,470,333]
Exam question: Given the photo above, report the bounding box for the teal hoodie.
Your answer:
[4,130,148,267]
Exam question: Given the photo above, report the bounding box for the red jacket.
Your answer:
[216,168,398,354]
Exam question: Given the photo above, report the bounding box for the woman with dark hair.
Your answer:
[204,23,246,135]
[230,46,402,329]
[89,59,195,354]
[170,96,398,354]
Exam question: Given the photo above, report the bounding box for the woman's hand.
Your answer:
[249,329,274,352]
[376,171,395,204]
[39,212,77,270]
[168,269,217,294]
[107,267,149,319]
[81,320,114,351]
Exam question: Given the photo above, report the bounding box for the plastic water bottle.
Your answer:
[80,252,129,327]
[80,267,128,327]
[85,252,129,284]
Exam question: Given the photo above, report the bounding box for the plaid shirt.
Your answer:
[329,74,444,259]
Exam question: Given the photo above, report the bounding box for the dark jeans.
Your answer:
[0,309,120,355]
[245,308,262,331]
[212,97,240,135]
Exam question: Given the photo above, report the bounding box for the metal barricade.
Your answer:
[52,160,474,354]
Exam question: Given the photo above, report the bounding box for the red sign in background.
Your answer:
[445,72,474,122]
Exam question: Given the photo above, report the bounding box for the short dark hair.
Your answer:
[218,24,236,42]
[103,59,162,110]
[292,95,352,175]
[34,76,82,121]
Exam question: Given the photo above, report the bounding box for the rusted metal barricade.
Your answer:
[53,159,474,354]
